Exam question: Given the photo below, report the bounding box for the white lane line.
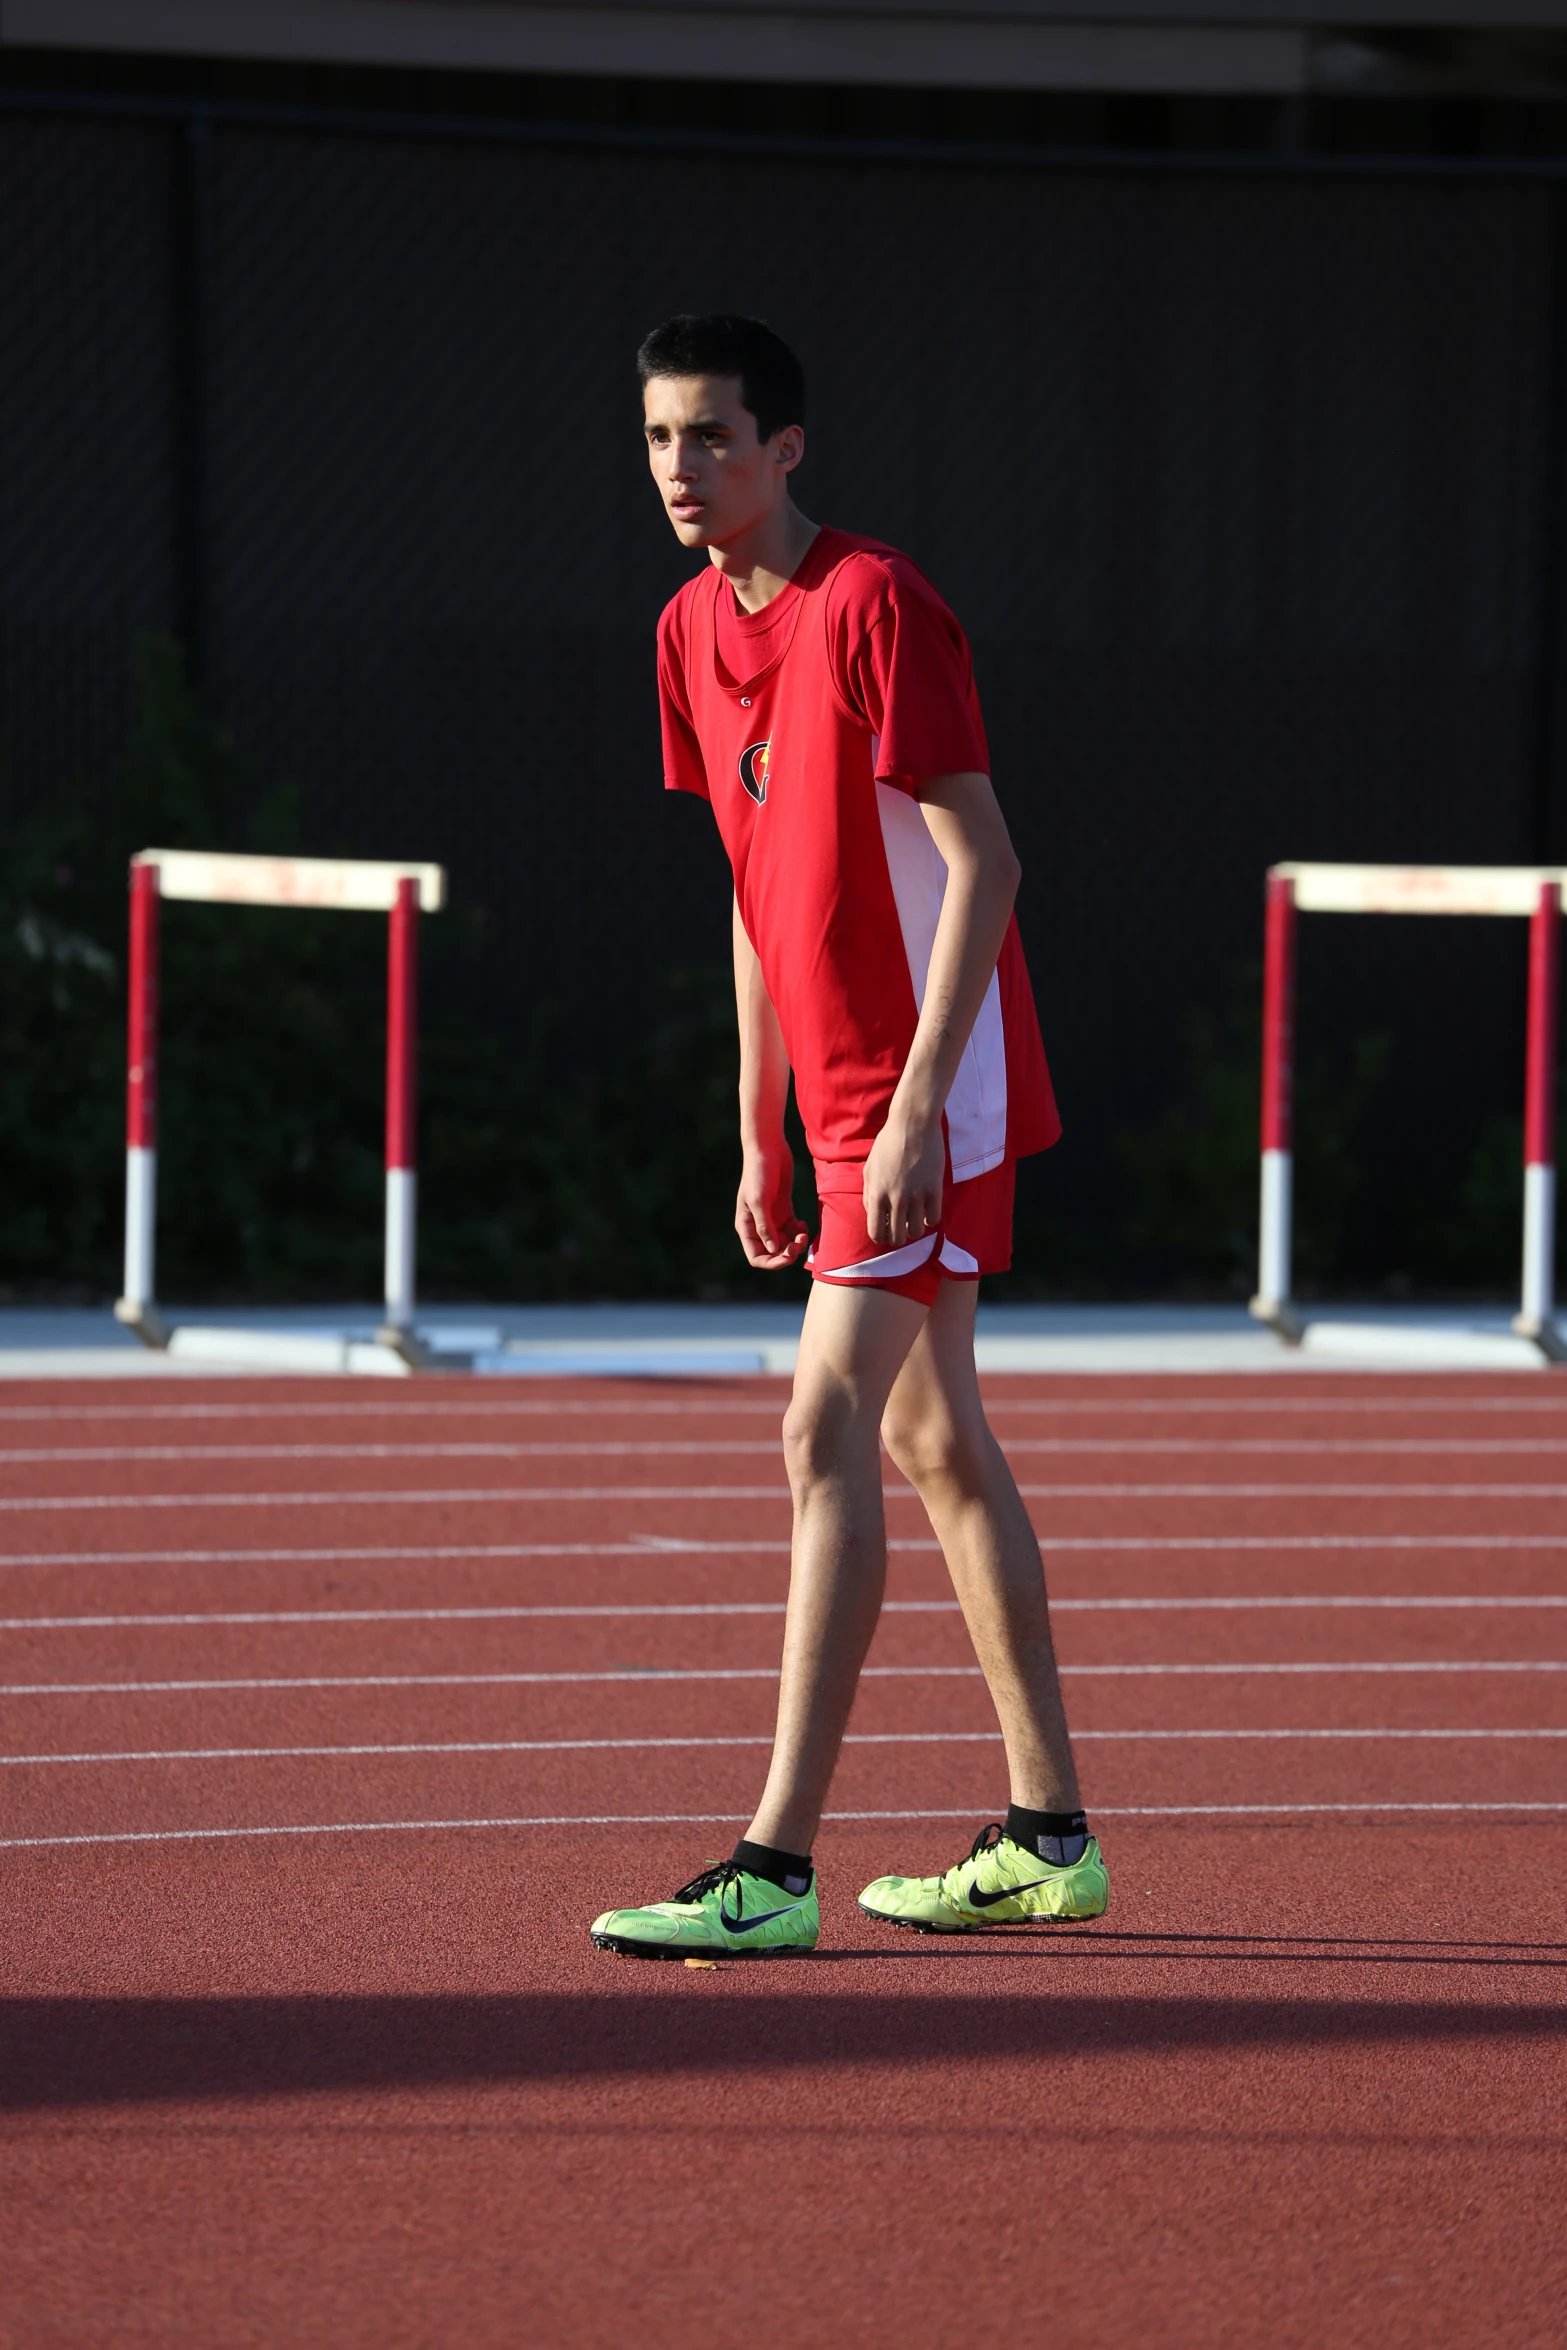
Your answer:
[9,1726,1567,1767]
[1010,1486,1567,1499]
[14,1480,1567,1511]
[0,1441,789,1465]
[1051,1596,1567,1609]
[7,1660,1567,1696]
[1009,1439,1567,1456]
[1033,1535,1567,1551]
[0,1735,787,1765]
[0,1542,798,1569]
[0,1401,794,1425]
[0,1486,795,1512]
[999,1397,1567,1416]
[1088,1727,1567,1738]
[2,1394,1566,1425]
[7,1594,1567,1631]
[1020,1440,1567,1455]
[0,1736,784,1764]
[0,1668,784,1694]
[8,1800,1567,1851]
[8,1534,1567,1571]
[11,1436,1567,1465]
[997,1401,1567,1417]
[0,1601,801,1629]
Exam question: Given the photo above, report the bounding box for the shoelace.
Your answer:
[941,1822,1007,1901]
[670,1859,746,1911]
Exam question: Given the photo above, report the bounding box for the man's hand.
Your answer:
[737,1140,810,1269]
[862,1111,946,1252]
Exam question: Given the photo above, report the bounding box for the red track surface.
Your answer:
[3,1370,1565,2346]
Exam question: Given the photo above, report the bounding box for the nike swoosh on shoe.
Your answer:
[963,1878,1053,1909]
[719,1902,801,1933]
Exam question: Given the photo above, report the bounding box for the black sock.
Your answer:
[731,1838,813,1896]
[1004,1805,1089,1868]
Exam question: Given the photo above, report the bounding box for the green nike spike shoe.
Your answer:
[590,1859,819,1959]
[858,1822,1109,1933]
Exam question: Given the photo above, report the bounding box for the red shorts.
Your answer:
[806,1158,1016,1308]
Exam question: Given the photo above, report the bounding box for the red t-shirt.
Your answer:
[658,526,1060,1180]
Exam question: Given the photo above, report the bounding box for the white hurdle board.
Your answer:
[139,849,446,913]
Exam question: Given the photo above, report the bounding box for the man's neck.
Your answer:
[709,503,820,614]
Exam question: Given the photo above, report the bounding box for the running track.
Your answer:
[3,1371,1564,2348]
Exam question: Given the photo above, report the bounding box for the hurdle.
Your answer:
[114,849,446,1368]
[1249,863,1565,1362]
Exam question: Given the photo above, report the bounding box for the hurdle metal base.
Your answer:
[375,1322,434,1369]
[1511,1311,1567,1363]
[111,1305,444,1374]
[113,1297,172,1349]
[162,1325,415,1374]
[1248,1294,1304,1344]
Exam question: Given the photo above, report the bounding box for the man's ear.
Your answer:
[774,424,805,473]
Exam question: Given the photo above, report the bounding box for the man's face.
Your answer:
[642,373,802,549]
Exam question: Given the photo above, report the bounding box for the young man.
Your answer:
[590,313,1108,1958]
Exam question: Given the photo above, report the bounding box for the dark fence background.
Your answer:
[4,88,1566,1297]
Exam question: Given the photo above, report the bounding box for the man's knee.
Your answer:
[880,1392,987,1494]
[782,1380,881,1492]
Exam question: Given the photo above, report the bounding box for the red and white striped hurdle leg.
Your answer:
[381,876,420,1344]
[115,860,167,1342]
[1251,870,1301,1339]
[1517,879,1561,1345]
[124,1148,156,1308]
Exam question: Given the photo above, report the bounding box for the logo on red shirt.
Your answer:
[738,740,771,805]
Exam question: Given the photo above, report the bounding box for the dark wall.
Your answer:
[2,88,1564,1280]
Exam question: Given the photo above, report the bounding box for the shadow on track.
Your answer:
[4,1989,1564,2111]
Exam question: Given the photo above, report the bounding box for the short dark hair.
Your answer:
[636,314,806,444]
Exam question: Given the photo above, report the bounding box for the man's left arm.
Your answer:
[861,771,1020,1250]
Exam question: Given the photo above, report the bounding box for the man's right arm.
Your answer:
[733,896,809,1269]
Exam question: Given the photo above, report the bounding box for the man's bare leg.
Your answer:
[743,1279,928,1856]
[879,1279,1080,1812]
